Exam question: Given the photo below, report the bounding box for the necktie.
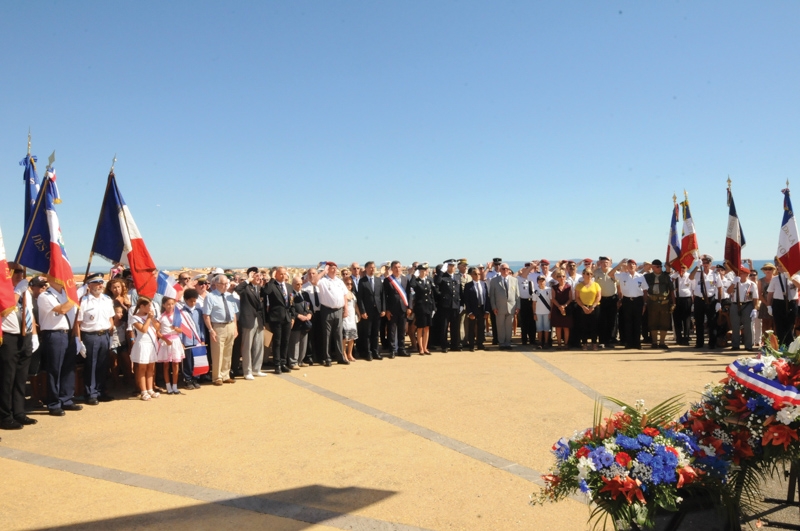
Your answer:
[370,277,374,291]
[503,278,508,294]
[222,293,231,322]
[477,283,483,305]
[280,282,287,304]
[313,285,320,309]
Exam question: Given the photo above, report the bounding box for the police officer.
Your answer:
[453,259,471,348]
[38,275,81,416]
[436,260,462,352]
[76,273,115,404]
[643,260,674,349]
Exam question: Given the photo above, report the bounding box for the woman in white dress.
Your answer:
[342,276,358,362]
[129,297,159,401]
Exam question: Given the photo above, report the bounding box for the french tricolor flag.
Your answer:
[15,168,79,304]
[155,270,183,306]
[724,188,746,273]
[666,203,681,270]
[90,172,158,298]
[176,306,208,376]
[778,188,800,276]
[680,198,700,268]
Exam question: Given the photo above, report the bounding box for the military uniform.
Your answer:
[77,290,115,401]
[435,272,462,352]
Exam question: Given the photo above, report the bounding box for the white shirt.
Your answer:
[533,287,553,315]
[767,273,799,301]
[692,269,723,299]
[78,293,115,332]
[37,287,76,331]
[670,272,693,298]
[730,279,758,303]
[302,282,322,311]
[316,275,347,309]
[517,276,534,299]
[616,272,649,298]
[2,290,34,335]
[718,271,735,300]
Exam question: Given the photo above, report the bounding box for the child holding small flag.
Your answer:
[130,297,159,401]
[156,297,185,395]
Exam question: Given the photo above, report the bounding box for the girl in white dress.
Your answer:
[342,277,358,362]
[157,297,186,395]
[130,297,159,401]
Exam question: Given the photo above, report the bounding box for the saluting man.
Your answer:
[76,273,116,404]
[38,274,82,416]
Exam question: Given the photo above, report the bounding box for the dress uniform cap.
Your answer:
[211,267,225,275]
[492,258,503,264]
[739,266,751,274]
[457,258,468,265]
[85,272,105,284]
[417,263,429,271]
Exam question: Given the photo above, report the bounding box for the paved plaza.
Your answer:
[1,345,797,530]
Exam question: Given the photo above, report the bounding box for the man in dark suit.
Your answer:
[262,267,293,374]
[234,267,266,379]
[357,261,385,360]
[383,260,410,357]
[463,267,489,351]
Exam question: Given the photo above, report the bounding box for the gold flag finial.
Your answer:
[727,175,732,190]
[27,128,31,155]
[110,154,117,173]
[683,189,688,201]
[672,193,677,204]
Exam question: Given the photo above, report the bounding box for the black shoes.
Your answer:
[373,353,383,360]
[0,419,23,430]
[398,351,410,357]
[324,359,332,367]
[62,404,83,411]
[441,348,448,353]
[86,397,100,406]
[49,408,65,416]
[98,394,115,402]
[274,365,283,374]
[387,352,396,359]
[16,415,37,425]
[338,359,350,365]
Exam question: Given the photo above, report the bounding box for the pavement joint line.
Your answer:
[520,351,620,412]
[0,447,432,531]
[284,375,548,488]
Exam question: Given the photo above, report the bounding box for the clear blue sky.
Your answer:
[1,2,798,269]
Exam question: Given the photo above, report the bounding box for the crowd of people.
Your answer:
[0,254,796,435]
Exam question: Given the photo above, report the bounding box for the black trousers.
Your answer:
[773,299,797,347]
[81,332,109,399]
[388,310,408,354]
[621,296,644,349]
[673,297,692,345]
[466,313,486,348]
[320,306,344,362]
[41,330,77,410]
[598,295,618,346]
[361,310,381,356]
[0,333,32,422]
[693,297,718,348]
[438,307,459,349]
[576,307,600,343]
[519,299,535,344]
[308,312,323,362]
[489,311,498,344]
[270,320,291,367]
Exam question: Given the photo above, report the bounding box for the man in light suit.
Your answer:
[489,263,520,350]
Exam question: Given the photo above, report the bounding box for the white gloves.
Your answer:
[715,302,721,312]
[76,338,87,358]
[31,334,39,352]
[768,306,773,316]
[750,309,758,320]
[14,279,29,295]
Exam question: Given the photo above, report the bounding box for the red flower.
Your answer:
[576,446,591,459]
[731,430,754,464]
[542,474,560,488]
[763,424,799,450]
[676,466,702,488]
[615,452,632,467]
[774,358,792,386]
[725,391,749,415]
[664,446,679,458]
[599,475,646,504]
[642,427,659,437]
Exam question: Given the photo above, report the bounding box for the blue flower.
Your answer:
[589,447,614,469]
[579,479,591,493]
[637,434,654,447]
[746,398,759,412]
[637,452,654,466]
[615,434,641,451]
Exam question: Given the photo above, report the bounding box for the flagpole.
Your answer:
[84,155,117,280]
[15,171,49,267]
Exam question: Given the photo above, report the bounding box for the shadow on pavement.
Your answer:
[30,484,401,531]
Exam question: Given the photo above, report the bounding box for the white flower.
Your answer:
[577,456,596,479]
[761,355,777,367]
[762,365,778,380]
[776,405,800,425]
[604,440,619,452]
[676,496,684,504]
[788,336,800,354]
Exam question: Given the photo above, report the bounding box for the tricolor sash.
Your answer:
[387,275,408,308]
[726,360,800,407]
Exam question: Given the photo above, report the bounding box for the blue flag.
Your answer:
[20,154,40,228]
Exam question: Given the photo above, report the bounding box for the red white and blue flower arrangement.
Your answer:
[532,333,800,529]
